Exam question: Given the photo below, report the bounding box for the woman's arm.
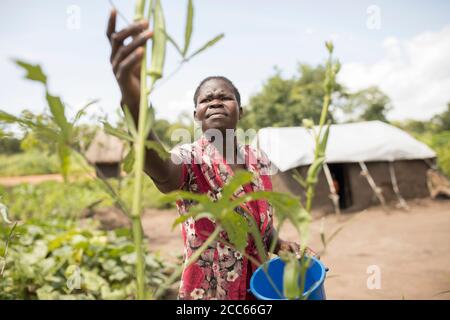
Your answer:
[106,9,182,193]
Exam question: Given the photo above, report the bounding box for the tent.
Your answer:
[255,121,437,213]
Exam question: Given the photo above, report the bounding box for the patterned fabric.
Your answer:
[171,135,274,300]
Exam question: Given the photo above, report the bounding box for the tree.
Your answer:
[240,64,344,130]
[432,102,450,131]
[0,125,21,154]
[342,86,392,122]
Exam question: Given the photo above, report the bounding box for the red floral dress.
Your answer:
[171,135,274,300]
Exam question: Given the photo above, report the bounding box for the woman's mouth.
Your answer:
[207,112,228,119]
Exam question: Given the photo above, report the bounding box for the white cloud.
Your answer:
[339,25,450,120]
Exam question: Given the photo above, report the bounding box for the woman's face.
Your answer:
[194,79,242,133]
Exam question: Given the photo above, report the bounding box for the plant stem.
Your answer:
[131,0,149,300]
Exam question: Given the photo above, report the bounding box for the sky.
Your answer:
[0,0,449,125]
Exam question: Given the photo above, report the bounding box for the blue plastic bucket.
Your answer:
[250,256,327,300]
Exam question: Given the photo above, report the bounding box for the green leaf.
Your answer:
[0,110,59,141]
[46,93,70,136]
[248,216,269,263]
[186,33,224,61]
[148,0,167,80]
[73,99,98,125]
[123,148,135,174]
[182,0,194,57]
[292,169,307,188]
[122,105,137,137]
[0,110,22,124]
[318,122,331,157]
[163,30,183,56]
[220,170,253,201]
[325,41,334,54]
[143,106,155,138]
[57,141,71,182]
[306,157,325,185]
[103,122,133,143]
[145,141,169,160]
[160,190,209,205]
[220,211,249,251]
[283,255,301,299]
[14,59,47,84]
[302,118,314,129]
[171,208,214,230]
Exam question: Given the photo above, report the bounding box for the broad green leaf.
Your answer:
[220,211,249,252]
[148,0,167,80]
[283,255,301,299]
[220,170,253,201]
[186,33,224,61]
[14,59,47,84]
[123,148,135,174]
[182,0,194,57]
[103,122,133,142]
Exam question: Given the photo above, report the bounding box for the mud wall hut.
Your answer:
[255,121,437,213]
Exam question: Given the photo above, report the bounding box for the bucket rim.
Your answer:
[250,255,326,300]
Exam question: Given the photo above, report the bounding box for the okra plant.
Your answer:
[104,0,225,299]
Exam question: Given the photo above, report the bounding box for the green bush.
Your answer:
[0,176,170,221]
[0,218,173,300]
[0,151,89,177]
[414,130,450,178]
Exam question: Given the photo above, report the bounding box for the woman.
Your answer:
[106,9,301,300]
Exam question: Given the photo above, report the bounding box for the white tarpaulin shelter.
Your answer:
[255,121,436,172]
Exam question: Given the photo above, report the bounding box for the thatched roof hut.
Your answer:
[85,130,126,178]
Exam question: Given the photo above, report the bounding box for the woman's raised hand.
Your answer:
[106,9,153,112]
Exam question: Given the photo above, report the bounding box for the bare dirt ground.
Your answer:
[141,198,450,300]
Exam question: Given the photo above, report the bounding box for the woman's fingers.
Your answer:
[110,20,149,61]
[289,242,301,256]
[106,9,117,42]
[112,30,153,71]
[115,47,144,82]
